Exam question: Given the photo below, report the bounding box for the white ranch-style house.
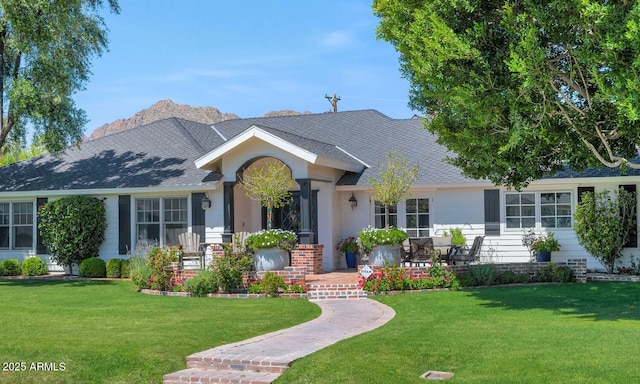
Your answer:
[0,109,637,272]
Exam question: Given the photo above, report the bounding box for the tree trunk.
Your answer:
[384,205,390,229]
[266,200,273,230]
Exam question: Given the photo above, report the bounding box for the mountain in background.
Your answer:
[87,99,311,140]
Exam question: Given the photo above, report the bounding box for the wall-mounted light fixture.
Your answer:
[201,193,211,210]
[348,192,358,209]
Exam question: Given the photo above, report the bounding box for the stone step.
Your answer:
[186,354,291,373]
[305,283,368,300]
[163,368,281,384]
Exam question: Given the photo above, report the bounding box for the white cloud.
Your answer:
[320,31,355,48]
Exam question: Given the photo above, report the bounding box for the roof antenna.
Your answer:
[325,93,340,112]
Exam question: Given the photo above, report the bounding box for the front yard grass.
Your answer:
[0,278,320,384]
[277,282,640,384]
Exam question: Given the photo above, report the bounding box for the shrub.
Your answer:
[359,262,459,292]
[121,259,130,278]
[21,257,48,276]
[106,258,124,278]
[259,272,286,297]
[537,263,575,283]
[185,270,218,296]
[462,264,500,286]
[38,195,107,275]
[79,258,106,278]
[1,259,21,276]
[129,256,152,290]
[495,270,526,285]
[146,246,180,291]
[212,253,252,293]
[574,188,636,273]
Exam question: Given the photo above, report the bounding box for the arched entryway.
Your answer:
[221,156,318,244]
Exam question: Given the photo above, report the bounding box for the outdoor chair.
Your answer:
[232,231,250,254]
[408,237,439,267]
[178,232,203,269]
[451,235,484,265]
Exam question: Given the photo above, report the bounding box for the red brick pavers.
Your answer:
[164,299,395,383]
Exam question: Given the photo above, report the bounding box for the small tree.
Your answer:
[370,151,419,228]
[239,159,294,230]
[38,195,107,275]
[574,189,636,274]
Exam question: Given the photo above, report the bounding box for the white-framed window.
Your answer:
[374,201,397,228]
[505,191,573,229]
[540,192,572,228]
[373,196,431,237]
[136,197,188,245]
[405,198,430,237]
[0,201,34,250]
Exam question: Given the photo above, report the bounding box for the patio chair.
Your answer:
[408,237,439,267]
[232,231,250,254]
[451,235,484,265]
[178,232,203,269]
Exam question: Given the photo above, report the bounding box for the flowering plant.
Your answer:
[358,226,408,254]
[522,230,561,254]
[245,229,297,252]
[336,236,359,253]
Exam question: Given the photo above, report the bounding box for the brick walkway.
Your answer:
[163,298,395,384]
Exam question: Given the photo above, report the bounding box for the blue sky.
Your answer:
[74,0,417,135]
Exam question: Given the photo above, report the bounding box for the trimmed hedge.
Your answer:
[21,257,48,276]
[1,259,21,276]
[106,258,123,278]
[79,258,106,278]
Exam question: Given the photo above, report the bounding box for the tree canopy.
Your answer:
[239,159,294,230]
[370,151,418,228]
[374,0,640,189]
[0,0,119,154]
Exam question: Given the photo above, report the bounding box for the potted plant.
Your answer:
[358,226,408,266]
[523,230,560,262]
[337,236,359,268]
[444,227,466,246]
[245,229,297,271]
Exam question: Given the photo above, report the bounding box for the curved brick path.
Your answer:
[164,299,395,384]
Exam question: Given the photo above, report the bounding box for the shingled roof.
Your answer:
[208,110,470,186]
[0,118,223,192]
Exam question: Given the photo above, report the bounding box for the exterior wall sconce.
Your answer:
[201,193,211,210]
[349,192,358,209]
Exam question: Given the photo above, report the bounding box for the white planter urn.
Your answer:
[368,244,402,266]
[253,247,289,271]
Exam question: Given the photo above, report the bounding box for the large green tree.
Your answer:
[0,0,119,154]
[374,1,640,189]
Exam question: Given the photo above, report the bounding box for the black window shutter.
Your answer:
[191,193,206,242]
[484,189,500,236]
[118,195,131,255]
[36,197,48,254]
[620,184,637,248]
[577,186,595,203]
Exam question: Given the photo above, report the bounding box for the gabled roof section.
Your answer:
[209,110,471,187]
[195,124,367,173]
[0,117,224,193]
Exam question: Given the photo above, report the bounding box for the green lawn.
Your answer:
[0,279,320,384]
[277,282,640,384]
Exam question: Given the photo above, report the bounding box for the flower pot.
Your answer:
[537,251,551,262]
[368,244,402,266]
[253,247,289,271]
[345,251,357,268]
